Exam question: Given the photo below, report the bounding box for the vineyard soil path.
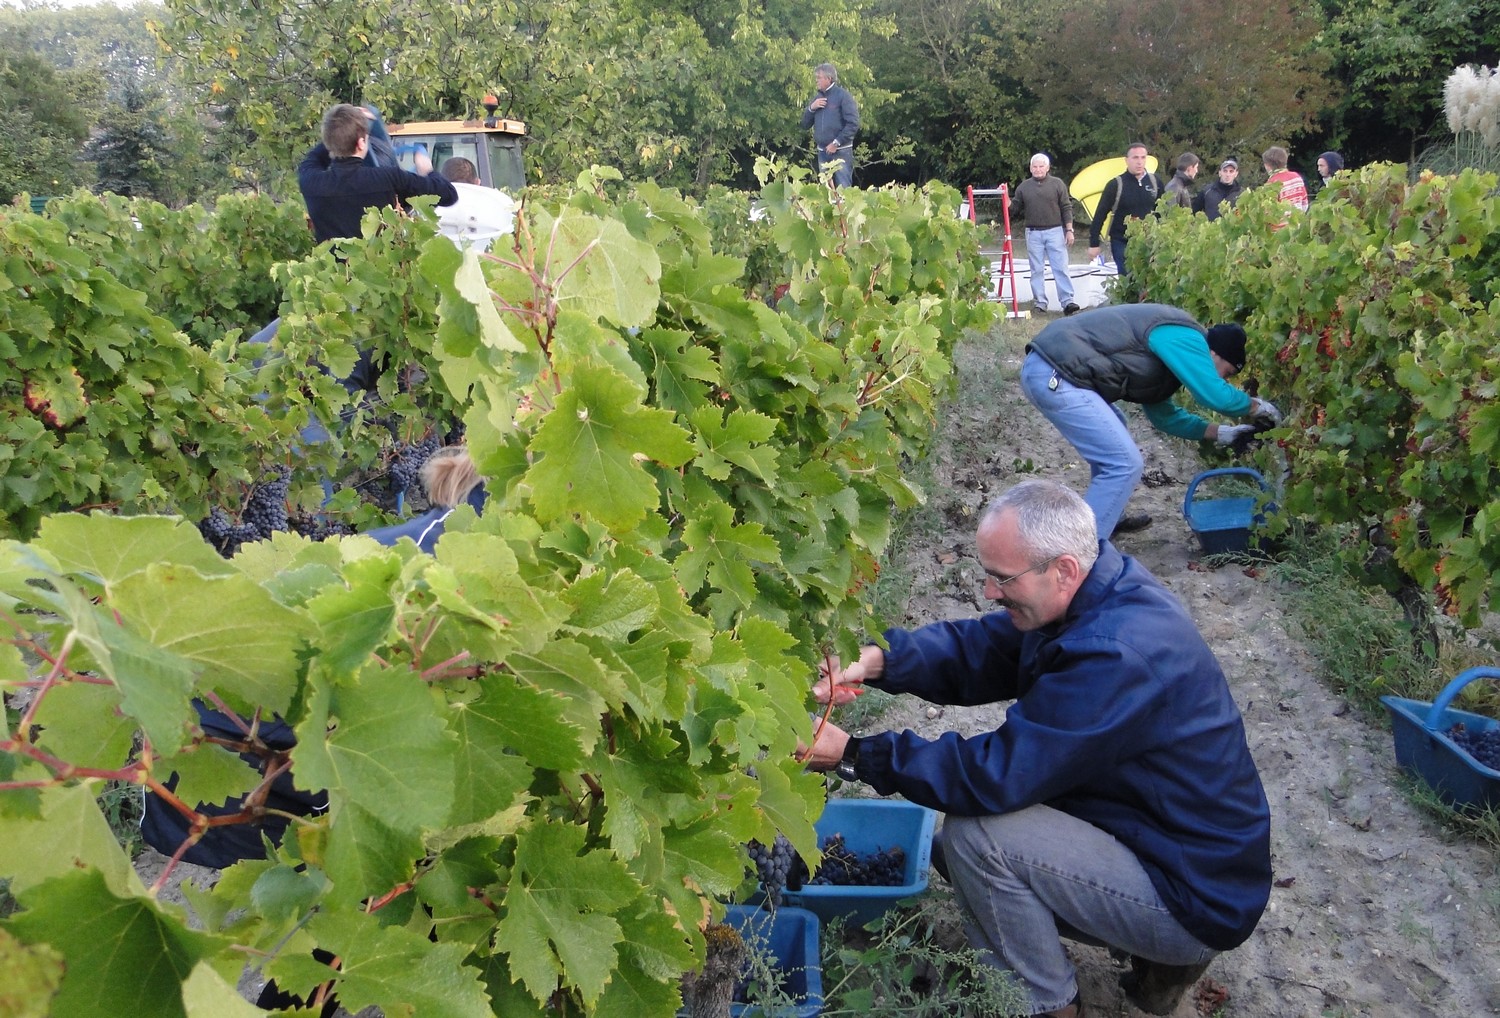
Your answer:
[857,319,1500,1017]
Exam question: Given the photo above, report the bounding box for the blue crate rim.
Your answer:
[770,798,938,925]
[1181,466,1274,530]
[1382,666,1500,780]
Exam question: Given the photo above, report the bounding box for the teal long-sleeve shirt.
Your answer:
[1140,324,1253,439]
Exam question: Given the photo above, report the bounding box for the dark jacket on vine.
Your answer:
[800,83,860,150]
[297,143,458,242]
[1088,170,1165,245]
[852,542,1273,952]
[1194,179,1245,221]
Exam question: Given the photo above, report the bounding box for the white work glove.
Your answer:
[1216,424,1255,446]
[1248,398,1282,425]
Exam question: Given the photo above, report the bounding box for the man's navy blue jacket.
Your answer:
[297,143,458,242]
[855,541,1272,951]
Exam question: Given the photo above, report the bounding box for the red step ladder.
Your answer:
[965,184,1028,318]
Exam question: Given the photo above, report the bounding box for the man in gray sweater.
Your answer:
[1011,154,1079,315]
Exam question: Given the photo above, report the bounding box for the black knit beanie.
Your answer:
[1205,323,1248,372]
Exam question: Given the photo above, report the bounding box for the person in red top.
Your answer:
[1261,146,1308,213]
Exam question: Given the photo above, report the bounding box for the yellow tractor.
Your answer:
[387,95,527,192]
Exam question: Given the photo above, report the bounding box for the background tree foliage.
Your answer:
[1020,0,1335,173]
[4,0,1500,204]
[0,42,93,203]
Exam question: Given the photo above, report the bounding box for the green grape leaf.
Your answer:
[495,819,643,1007]
[73,610,199,757]
[561,568,658,641]
[0,927,64,1018]
[33,515,233,586]
[640,327,719,417]
[112,564,315,720]
[0,783,142,899]
[321,798,426,909]
[591,943,685,1018]
[29,681,133,771]
[6,868,228,1018]
[454,673,584,774]
[306,908,494,1018]
[305,554,403,677]
[249,863,331,928]
[541,207,662,327]
[426,532,571,654]
[182,961,267,1017]
[688,406,780,482]
[504,639,620,743]
[525,361,695,531]
[673,497,783,612]
[453,244,525,353]
[293,665,457,838]
[157,741,261,818]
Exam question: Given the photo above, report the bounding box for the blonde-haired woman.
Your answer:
[365,445,487,552]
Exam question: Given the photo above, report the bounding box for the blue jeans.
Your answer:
[942,805,1216,1014]
[816,146,854,187]
[1019,350,1141,538]
[1111,238,1130,277]
[1025,226,1075,310]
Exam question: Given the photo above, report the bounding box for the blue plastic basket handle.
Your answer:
[1181,467,1268,519]
[1424,666,1500,731]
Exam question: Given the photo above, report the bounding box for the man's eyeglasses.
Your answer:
[984,556,1058,590]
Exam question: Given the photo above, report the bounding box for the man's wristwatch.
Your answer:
[834,736,863,782]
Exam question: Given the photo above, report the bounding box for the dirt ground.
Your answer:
[857,315,1500,1017]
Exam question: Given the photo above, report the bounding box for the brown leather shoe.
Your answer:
[1121,956,1211,1015]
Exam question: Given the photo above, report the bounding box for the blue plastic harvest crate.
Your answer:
[722,905,824,1018]
[781,798,937,926]
[1182,467,1275,555]
[1382,667,1500,811]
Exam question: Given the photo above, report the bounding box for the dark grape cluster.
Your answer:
[1449,723,1500,772]
[290,514,355,542]
[746,835,800,907]
[196,466,292,558]
[388,434,441,494]
[808,833,906,887]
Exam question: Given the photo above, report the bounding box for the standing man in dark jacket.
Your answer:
[1012,153,1080,315]
[1164,152,1199,209]
[1194,158,1245,221]
[800,62,860,187]
[1087,142,1164,276]
[298,103,459,243]
[1020,303,1279,537]
[805,479,1273,1018]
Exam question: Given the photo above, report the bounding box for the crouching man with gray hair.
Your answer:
[802,480,1272,1017]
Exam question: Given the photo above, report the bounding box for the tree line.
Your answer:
[2,0,1498,206]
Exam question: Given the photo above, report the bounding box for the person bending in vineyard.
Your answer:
[362,445,488,552]
[802,480,1272,1018]
[1018,302,1279,537]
